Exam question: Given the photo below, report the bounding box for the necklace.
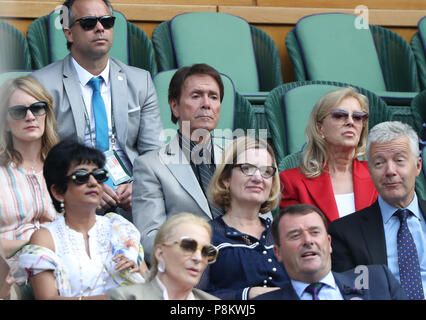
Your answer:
[63,216,110,297]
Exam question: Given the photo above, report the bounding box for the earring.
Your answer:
[60,201,64,213]
[157,259,166,273]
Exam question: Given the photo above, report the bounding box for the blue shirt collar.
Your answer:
[378,193,421,224]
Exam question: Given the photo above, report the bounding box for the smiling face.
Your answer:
[6,88,46,146]
[274,211,332,283]
[155,222,211,291]
[223,148,274,210]
[368,136,421,208]
[170,74,221,140]
[64,0,113,63]
[317,96,365,152]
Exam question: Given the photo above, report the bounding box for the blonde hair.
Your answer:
[208,136,280,214]
[300,86,369,178]
[148,212,212,281]
[0,76,59,166]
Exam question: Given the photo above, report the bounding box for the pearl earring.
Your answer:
[157,259,166,273]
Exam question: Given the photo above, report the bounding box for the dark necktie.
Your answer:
[88,77,109,152]
[395,208,425,300]
[305,282,325,300]
[198,148,222,218]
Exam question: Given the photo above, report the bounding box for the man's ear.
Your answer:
[273,244,282,262]
[169,99,180,121]
[63,28,73,47]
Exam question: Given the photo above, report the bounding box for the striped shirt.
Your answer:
[0,164,57,241]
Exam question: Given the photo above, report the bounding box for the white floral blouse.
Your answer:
[18,213,145,297]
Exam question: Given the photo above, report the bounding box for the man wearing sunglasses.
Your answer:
[31,0,163,220]
[328,121,426,300]
[132,64,226,263]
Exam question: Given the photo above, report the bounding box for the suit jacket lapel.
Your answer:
[159,136,212,218]
[333,272,365,300]
[353,159,378,211]
[360,201,388,265]
[281,282,301,300]
[110,59,128,150]
[302,167,339,222]
[62,55,86,140]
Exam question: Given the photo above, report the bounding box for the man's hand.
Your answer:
[116,183,132,211]
[99,184,119,210]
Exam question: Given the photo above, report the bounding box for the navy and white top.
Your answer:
[197,216,290,300]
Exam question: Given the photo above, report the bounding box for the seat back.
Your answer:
[169,12,259,93]
[0,20,32,72]
[0,71,32,86]
[295,13,387,91]
[419,16,426,51]
[47,9,129,64]
[264,80,392,162]
[283,84,341,154]
[153,69,236,144]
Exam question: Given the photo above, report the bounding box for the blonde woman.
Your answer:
[109,212,219,300]
[280,87,378,222]
[0,77,59,280]
[197,136,289,300]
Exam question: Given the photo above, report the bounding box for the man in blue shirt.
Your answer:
[328,121,426,300]
[255,203,406,300]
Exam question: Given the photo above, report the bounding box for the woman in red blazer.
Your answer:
[280,87,378,223]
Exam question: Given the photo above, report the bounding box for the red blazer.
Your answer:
[279,159,378,223]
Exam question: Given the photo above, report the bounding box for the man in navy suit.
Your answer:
[328,121,426,300]
[255,204,406,300]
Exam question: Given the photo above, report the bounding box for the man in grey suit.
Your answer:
[31,0,163,216]
[132,64,227,262]
[255,204,406,300]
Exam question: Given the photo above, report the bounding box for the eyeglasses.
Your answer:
[328,108,369,123]
[8,102,47,120]
[67,168,109,185]
[234,163,276,179]
[71,15,115,31]
[163,237,218,264]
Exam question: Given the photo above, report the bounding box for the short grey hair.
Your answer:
[366,121,419,161]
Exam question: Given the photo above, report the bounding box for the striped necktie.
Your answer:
[305,282,325,300]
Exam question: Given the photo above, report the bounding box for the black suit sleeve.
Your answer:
[328,220,357,272]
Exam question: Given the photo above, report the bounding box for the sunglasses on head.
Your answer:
[8,101,47,120]
[71,15,115,31]
[67,168,109,185]
[234,163,276,179]
[328,108,369,123]
[163,237,218,264]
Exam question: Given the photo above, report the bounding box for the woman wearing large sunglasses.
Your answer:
[109,212,219,300]
[197,136,289,300]
[280,87,378,223]
[0,77,59,284]
[18,140,147,299]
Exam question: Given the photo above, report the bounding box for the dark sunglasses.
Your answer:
[328,108,369,123]
[67,168,109,185]
[234,163,276,179]
[8,101,47,120]
[71,15,115,31]
[163,237,218,264]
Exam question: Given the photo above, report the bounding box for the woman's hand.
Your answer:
[112,254,139,273]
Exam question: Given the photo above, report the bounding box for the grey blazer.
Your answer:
[132,134,225,260]
[108,278,220,300]
[31,54,164,169]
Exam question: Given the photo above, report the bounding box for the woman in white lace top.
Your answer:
[19,140,147,299]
